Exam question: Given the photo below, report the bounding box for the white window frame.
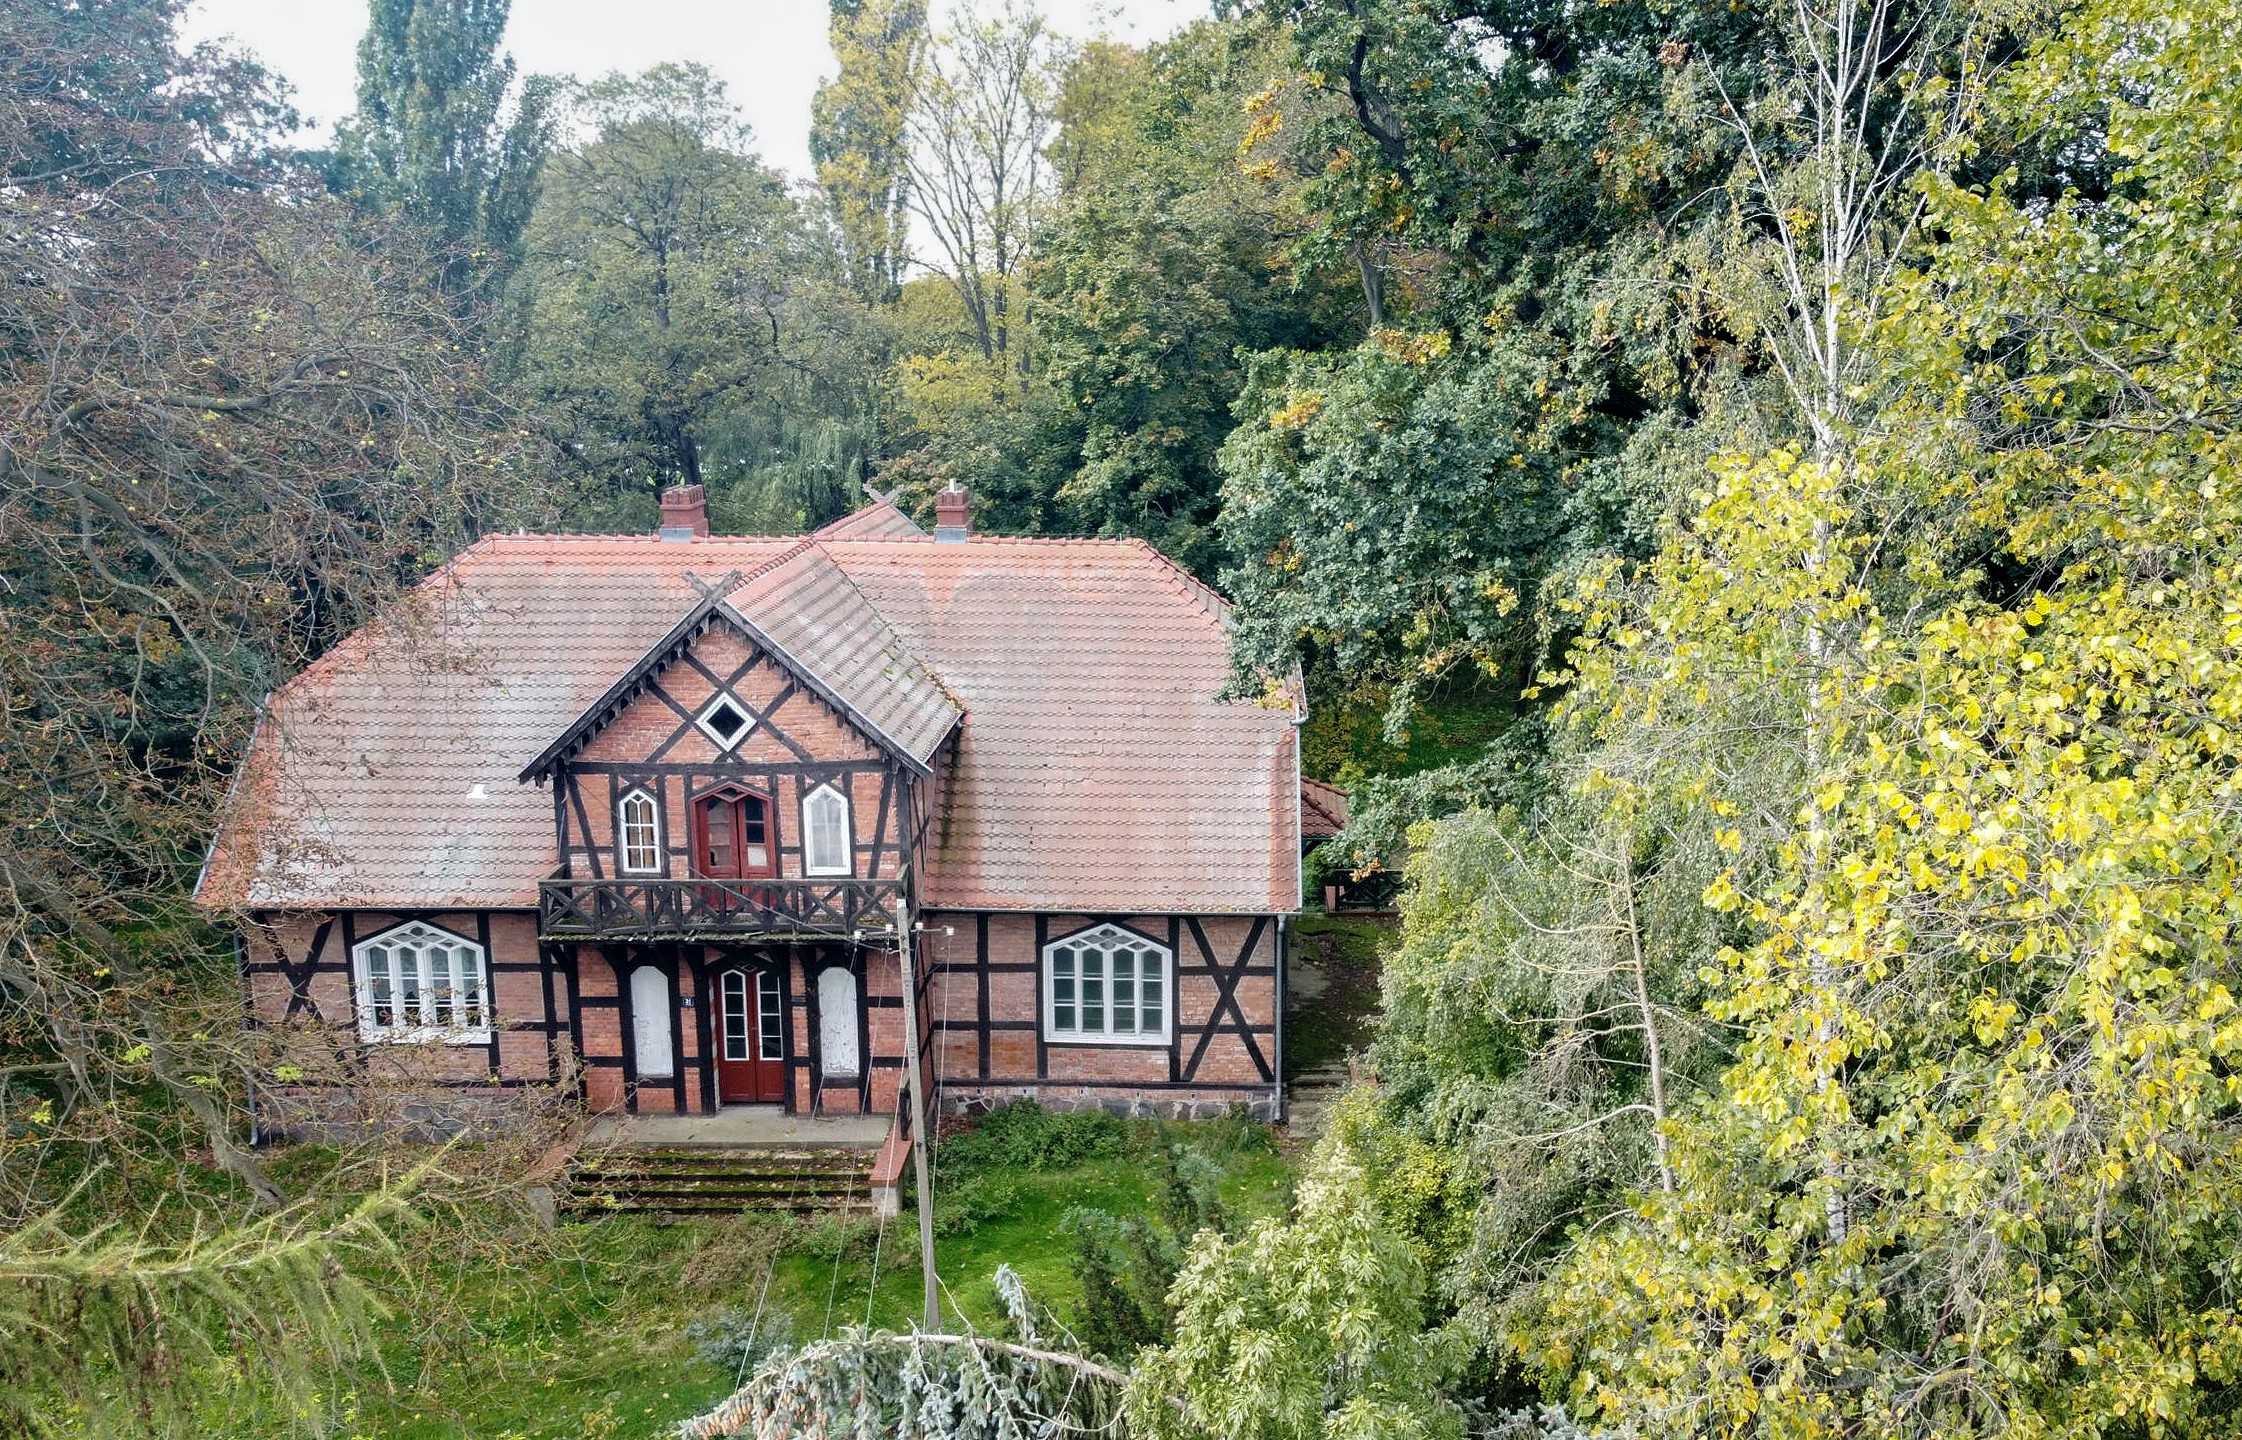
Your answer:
[1042,923,1172,1047]
[721,969,752,1062]
[351,920,491,1045]
[695,691,755,752]
[801,782,853,876]
[758,969,784,1060]
[617,786,663,875]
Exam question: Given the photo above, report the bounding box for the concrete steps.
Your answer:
[567,1143,877,1215]
[1283,1065,1351,1142]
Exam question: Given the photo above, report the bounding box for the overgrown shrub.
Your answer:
[786,1211,879,1264]
[931,1173,1021,1237]
[937,1101,1136,1174]
[1063,1140,1238,1359]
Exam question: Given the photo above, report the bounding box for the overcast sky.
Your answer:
[180,1,1209,182]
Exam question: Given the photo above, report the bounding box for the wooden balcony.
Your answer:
[538,872,904,942]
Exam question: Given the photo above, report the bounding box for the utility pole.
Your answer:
[894,897,939,1331]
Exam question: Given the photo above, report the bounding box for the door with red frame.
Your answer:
[694,789,775,915]
[715,966,787,1103]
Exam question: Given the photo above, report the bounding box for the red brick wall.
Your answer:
[241,909,562,1134]
[571,941,909,1119]
[919,910,1284,1119]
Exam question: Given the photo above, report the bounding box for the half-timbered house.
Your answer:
[197,483,1304,1147]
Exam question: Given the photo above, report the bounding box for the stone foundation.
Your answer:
[938,1087,1277,1123]
[250,1082,560,1144]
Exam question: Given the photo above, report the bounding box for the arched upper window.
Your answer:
[352,920,489,1044]
[801,783,852,876]
[1044,923,1170,1046]
[617,787,662,874]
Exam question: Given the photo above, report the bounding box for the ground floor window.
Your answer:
[1044,923,1170,1045]
[352,920,489,1043]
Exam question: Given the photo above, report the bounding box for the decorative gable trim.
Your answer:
[517,580,948,784]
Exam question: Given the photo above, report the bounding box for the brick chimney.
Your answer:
[658,483,709,541]
[934,481,970,543]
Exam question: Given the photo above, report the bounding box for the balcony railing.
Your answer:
[538,872,904,941]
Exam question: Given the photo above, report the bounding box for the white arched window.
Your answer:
[353,920,489,1044]
[1044,924,1170,1046]
[818,966,861,1076]
[801,783,852,876]
[617,787,662,874]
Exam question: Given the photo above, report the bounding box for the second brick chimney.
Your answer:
[934,481,970,543]
[658,483,709,541]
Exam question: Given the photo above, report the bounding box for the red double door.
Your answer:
[713,964,786,1103]
[695,790,786,1103]
[694,790,774,906]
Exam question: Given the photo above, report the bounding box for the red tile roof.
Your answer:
[724,543,961,766]
[810,490,923,540]
[1301,777,1350,839]
[200,520,1301,915]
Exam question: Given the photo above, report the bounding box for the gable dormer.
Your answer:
[522,550,961,937]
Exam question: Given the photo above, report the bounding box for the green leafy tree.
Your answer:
[504,64,884,521]
[334,0,556,291]
[1034,17,1351,577]
[1215,0,1788,737]
[1520,0,2242,1432]
[1128,1135,1463,1440]
[812,0,925,304]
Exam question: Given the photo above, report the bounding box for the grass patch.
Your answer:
[760,1105,1292,1337]
[192,1106,1293,1437]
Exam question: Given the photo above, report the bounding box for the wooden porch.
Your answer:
[537,869,904,941]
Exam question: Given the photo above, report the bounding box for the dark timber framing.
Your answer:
[517,588,950,783]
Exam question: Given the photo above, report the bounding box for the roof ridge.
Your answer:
[477,530,808,544]
[721,536,821,592]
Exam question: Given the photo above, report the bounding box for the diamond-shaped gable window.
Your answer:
[696,694,754,750]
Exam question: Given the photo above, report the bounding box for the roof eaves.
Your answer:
[1125,537,1233,634]
[194,693,270,908]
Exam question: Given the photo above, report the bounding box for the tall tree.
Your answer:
[1534,1,2242,1431]
[811,0,925,304]
[1033,18,1349,576]
[905,0,1069,369]
[1218,0,1784,737]
[0,0,542,1424]
[506,64,883,522]
[334,0,556,291]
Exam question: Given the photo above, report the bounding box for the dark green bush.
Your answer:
[931,1172,1021,1237]
[937,1100,1137,1174]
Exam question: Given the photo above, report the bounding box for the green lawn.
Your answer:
[761,1116,1292,1337]
[188,1107,1293,1438]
